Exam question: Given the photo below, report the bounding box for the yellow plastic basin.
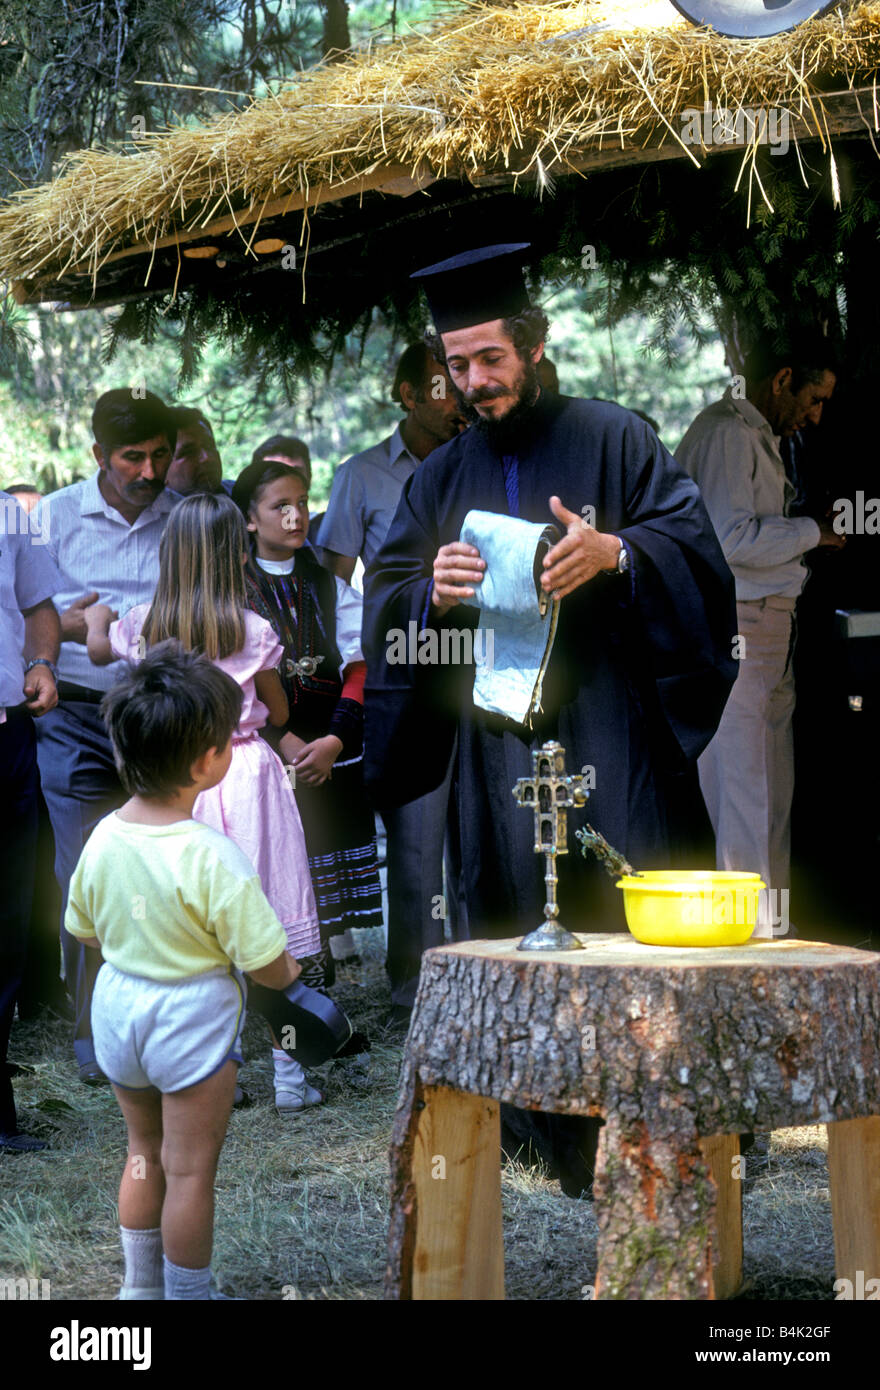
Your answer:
[615,870,766,947]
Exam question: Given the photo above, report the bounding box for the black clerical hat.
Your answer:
[411,243,531,333]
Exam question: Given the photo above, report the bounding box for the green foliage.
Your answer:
[0,280,726,499]
[572,148,866,361]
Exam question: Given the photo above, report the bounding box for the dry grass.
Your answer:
[1,1,880,289]
[0,926,837,1301]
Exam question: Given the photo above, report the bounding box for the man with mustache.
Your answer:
[165,406,227,497]
[363,245,738,1195]
[676,340,845,938]
[32,389,178,1082]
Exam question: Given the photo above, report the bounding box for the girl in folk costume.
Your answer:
[230,460,383,980]
[84,492,324,1114]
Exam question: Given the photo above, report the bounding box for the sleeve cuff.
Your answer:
[801,517,822,550]
[329,697,364,758]
[419,578,435,629]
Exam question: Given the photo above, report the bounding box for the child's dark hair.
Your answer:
[230,458,307,527]
[101,641,242,799]
[250,433,311,471]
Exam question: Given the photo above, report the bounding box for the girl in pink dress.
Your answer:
[85,493,323,1113]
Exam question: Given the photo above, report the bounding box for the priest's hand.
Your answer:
[431,542,486,615]
[541,497,621,600]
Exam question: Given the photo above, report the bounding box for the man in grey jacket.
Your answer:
[676,341,845,936]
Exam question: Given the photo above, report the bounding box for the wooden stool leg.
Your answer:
[827,1115,880,1294]
[387,1082,504,1300]
[699,1133,743,1299]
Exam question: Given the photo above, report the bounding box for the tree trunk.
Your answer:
[321,0,351,61]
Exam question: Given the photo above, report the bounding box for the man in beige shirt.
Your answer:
[676,341,844,935]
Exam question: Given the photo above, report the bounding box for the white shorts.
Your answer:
[91,962,246,1093]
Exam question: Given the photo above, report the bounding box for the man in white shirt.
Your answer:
[319,345,468,1021]
[676,341,845,935]
[32,389,178,1080]
[320,344,468,580]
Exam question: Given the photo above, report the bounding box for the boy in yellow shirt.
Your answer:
[65,641,301,1300]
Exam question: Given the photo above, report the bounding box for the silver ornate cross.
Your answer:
[512,740,590,951]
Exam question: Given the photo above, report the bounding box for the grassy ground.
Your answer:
[1,927,836,1301]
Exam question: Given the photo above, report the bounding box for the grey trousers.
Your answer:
[698,597,796,937]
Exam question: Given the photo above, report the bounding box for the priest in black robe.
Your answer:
[362,244,738,1193]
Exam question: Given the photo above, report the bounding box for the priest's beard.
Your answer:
[455,355,542,453]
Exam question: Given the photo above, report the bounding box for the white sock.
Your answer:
[120,1226,163,1290]
[272,1048,306,1090]
[163,1255,214,1300]
[329,928,357,961]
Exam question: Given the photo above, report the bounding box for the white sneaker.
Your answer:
[275,1080,324,1114]
[118,1285,164,1300]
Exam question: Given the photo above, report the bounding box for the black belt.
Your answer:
[57,680,106,705]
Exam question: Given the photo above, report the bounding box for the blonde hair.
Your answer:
[143,494,248,660]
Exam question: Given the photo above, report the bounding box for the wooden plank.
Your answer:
[827,1115,880,1290]
[699,1133,743,1300]
[10,163,436,305]
[410,1085,504,1300]
[97,164,434,268]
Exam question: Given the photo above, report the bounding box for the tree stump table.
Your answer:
[386,936,880,1300]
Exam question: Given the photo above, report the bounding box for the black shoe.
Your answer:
[16,990,73,1023]
[0,1131,49,1154]
[78,1061,109,1086]
[383,1005,412,1034]
[740,1133,771,1192]
[559,1178,594,1200]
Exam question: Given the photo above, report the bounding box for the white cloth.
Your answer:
[697,598,796,937]
[459,509,559,726]
[92,960,246,1091]
[675,387,820,600]
[317,424,419,571]
[0,491,61,712]
[32,472,178,690]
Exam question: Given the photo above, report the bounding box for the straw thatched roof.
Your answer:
[0,0,879,312]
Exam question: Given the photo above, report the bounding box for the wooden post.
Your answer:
[405,1085,504,1300]
[699,1133,743,1299]
[827,1115,880,1292]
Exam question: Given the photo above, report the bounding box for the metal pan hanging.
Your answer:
[669,1,841,39]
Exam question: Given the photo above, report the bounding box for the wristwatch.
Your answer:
[25,657,58,681]
[605,538,629,575]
